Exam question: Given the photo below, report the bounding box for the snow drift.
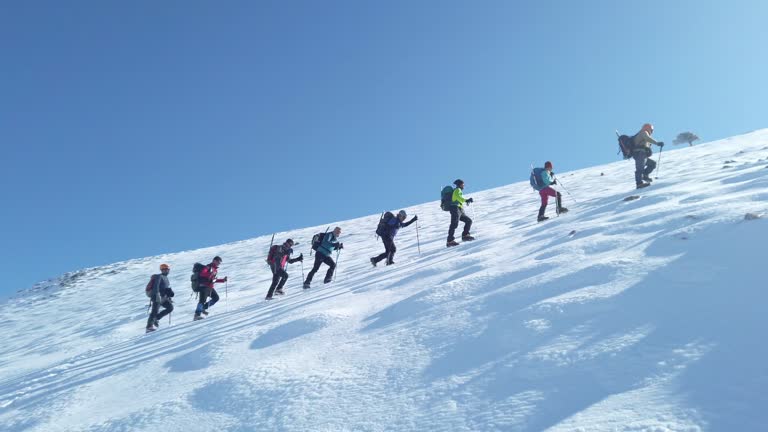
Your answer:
[1,130,768,431]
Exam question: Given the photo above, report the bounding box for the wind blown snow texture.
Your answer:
[1,130,768,431]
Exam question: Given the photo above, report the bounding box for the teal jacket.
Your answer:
[318,232,340,257]
[451,188,467,208]
[540,170,555,188]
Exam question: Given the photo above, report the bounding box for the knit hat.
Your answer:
[398,210,407,218]
[544,161,553,169]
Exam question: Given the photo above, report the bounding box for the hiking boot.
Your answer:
[370,257,377,267]
[446,240,460,247]
[193,314,204,321]
[323,278,332,284]
[265,295,273,301]
[202,310,209,316]
[153,319,160,328]
[386,260,394,266]
[642,175,653,182]
[275,289,285,295]
[461,235,475,241]
[557,207,569,214]
[537,215,549,222]
[636,182,650,189]
[146,327,156,333]
[303,282,311,289]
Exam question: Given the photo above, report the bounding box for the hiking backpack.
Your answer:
[440,186,454,211]
[530,167,545,191]
[618,134,636,159]
[190,263,206,293]
[145,274,158,298]
[376,211,395,236]
[311,232,327,251]
[266,245,280,265]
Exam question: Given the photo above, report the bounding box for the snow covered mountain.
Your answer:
[2,130,767,432]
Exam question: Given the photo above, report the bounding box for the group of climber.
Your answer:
[144,256,228,332]
[144,122,663,332]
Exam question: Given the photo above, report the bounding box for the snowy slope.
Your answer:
[1,130,768,432]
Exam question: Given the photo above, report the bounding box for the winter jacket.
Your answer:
[540,170,555,188]
[318,232,341,257]
[632,130,659,152]
[198,263,225,290]
[149,274,173,302]
[451,188,467,208]
[382,216,416,238]
[271,245,301,270]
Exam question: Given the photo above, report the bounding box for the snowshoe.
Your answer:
[145,327,156,333]
[446,240,460,247]
[636,182,650,189]
[202,310,209,316]
[537,215,549,222]
[461,235,475,241]
[193,314,204,321]
[275,289,285,295]
[558,207,569,214]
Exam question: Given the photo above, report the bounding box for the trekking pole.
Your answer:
[267,233,275,268]
[554,176,579,205]
[415,218,421,255]
[225,280,228,312]
[333,249,342,282]
[375,211,384,241]
[655,146,663,180]
[300,258,305,284]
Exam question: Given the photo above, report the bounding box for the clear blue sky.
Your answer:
[1,0,766,295]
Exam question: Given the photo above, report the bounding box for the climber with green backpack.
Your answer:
[442,179,474,247]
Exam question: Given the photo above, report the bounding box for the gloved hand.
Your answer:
[223,276,228,282]
[658,141,665,147]
[551,179,557,185]
[167,288,175,298]
[466,198,474,204]
[298,253,303,262]
[412,215,418,221]
[336,243,344,250]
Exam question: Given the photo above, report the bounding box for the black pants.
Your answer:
[447,206,472,242]
[147,298,173,327]
[195,287,219,316]
[372,234,396,265]
[633,151,656,184]
[305,252,336,284]
[266,264,289,298]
